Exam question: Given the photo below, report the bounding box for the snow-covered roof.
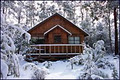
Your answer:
[44,25,72,35]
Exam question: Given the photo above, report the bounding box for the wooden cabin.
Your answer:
[26,13,88,61]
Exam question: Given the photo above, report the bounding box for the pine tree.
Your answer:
[112,66,119,79]
[79,40,108,79]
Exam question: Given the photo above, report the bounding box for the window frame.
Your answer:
[31,37,45,44]
[68,36,80,44]
[54,35,62,43]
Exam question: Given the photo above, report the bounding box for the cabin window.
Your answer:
[32,37,38,39]
[68,37,80,44]
[32,37,44,40]
[31,37,45,44]
[38,37,44,39]
[54,35,61,43]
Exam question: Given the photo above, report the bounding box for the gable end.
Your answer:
[44,25,72,35]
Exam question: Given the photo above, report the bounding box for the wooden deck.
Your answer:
[25,44,83,62]
[25,53,80,62]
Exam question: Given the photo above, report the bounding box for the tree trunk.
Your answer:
[3,0,5,14]
[26,11,28,25]
[108,8,113,53]
[119,15,120,54]
[80,8,83,21]
[114,7,118,55]
[18,9,21,24]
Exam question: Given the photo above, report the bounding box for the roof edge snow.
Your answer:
[44,25,72,35]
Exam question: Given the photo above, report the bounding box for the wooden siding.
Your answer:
[29,14,85,35]
[29,14,85,44]
[47,27,68,44]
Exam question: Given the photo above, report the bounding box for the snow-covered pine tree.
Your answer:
[43,61,52,69]
[23,63,49,79]
[1,25,20,77]
[14,25,31,55]
[61,1,76,23]
[112,66,119,79]
[69,55,83,69]
[79,40,109,79]
[37,1,49,22]
[0,60,8,79]
[31,68,49,79]
[1,9,31,78]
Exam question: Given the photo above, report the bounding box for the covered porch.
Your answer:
[26,44,83,61]
[29,44,83,53]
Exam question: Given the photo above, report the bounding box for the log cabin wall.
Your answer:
[47,27,68,44]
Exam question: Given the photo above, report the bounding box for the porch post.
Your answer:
[39,46,41,53]
[53,46,54,53]
[66,45,68,55]
[58,46,60,53]
[50,45,51,53]
[39,46,40,59]
[54,46,55,53]
[79,46,81,53]
[81,46,82,53]
[66,46,67,54]
[62,46,64,53]
[42,46,43,53]
[75,46,76,53]
[44,46,46,53]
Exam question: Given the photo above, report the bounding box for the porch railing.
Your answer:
[29,44,83,54]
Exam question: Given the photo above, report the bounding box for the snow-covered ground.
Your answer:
[40,61,82,79]
[7,54,119,79]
